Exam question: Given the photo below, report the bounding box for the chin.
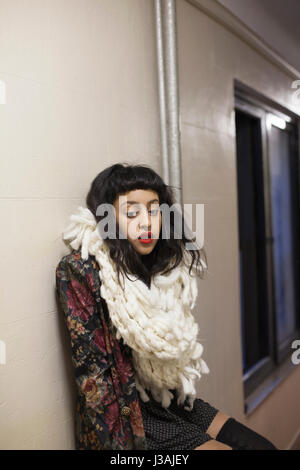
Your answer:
[137,246,154,255]
[134,241,157,255]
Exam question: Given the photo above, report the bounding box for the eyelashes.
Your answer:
[126,209,160,219]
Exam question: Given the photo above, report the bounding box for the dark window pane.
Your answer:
[240,253,246,372]
[235,110,269,372]
[269,125,297,345]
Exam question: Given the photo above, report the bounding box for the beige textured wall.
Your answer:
[0,0,160,449]
[176,0,300,450]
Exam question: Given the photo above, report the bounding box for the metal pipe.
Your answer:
[154,0,169,185]
[154,0,183,207]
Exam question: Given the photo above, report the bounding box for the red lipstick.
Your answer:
[138,231,153,244]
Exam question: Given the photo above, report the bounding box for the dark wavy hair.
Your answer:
[86,162,208,288]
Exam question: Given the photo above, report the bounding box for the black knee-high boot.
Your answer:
[215,418,278,450]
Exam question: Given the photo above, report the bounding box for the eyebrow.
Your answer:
[120,198,159,207]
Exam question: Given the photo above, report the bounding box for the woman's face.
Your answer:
[113,189,162,255]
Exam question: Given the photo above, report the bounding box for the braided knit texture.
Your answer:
[62,206,210,411]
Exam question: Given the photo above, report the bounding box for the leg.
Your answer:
[194,439,232,450]
[206,410,232,439]
[215,417,278,450]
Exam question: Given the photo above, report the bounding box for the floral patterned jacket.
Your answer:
[55,248,148,450]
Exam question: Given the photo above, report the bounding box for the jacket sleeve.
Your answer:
[55,254,119,450]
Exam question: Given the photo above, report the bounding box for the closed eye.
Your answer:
[126,211,138,218]
[126,209,160,218]
[149,209,160,216]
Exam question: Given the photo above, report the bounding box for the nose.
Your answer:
[139,207,151,230]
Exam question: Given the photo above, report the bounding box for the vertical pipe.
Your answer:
[155,0,183,207]
[154,0,169,185]
[162,0,183,207]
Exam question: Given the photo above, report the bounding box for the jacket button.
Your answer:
[121,406,131,417]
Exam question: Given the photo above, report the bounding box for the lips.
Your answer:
[138,231,153,239]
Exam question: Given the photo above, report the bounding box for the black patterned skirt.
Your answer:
[139,388,219,450]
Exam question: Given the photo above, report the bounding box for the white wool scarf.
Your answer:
[62,206,210,411]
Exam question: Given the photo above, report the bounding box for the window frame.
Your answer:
[234,81,300,415]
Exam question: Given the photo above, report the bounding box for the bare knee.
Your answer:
[206,411,232,439]
[194,439,232,450]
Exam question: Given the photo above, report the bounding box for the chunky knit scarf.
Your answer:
[62,205,210,411]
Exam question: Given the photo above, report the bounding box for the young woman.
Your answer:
[55,163,278,450]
